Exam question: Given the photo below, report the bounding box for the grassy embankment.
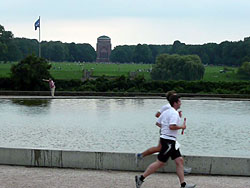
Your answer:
[0,62,242,81]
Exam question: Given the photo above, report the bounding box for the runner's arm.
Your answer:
[155,104,170,118]
[156,113,163,128]
[155,112,161,118]
[156,122,161,128]
[169,123,186,130]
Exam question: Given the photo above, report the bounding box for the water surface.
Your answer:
[0,99,249,157]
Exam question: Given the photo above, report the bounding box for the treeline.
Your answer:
[0,25,96,62]
[3,38,96,62]
[0,76,250,94]
[110,39,250,66]
[1,24,250,66]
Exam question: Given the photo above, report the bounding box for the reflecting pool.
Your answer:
[0,98,249,157]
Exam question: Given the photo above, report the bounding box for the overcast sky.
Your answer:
[1,0,250,49]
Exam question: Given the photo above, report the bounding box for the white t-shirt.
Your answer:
[158,103,171,114]
[157,107,181,141]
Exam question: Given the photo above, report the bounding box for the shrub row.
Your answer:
[1,76,250,94]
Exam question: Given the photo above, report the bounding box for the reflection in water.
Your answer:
[114,99,126,106]
[132,99,145,106]
[10,99,51,115]
[95,99,111,112]
[11,99,51,107]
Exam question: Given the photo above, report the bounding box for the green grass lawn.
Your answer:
[202,66,241,82]
[0,62,16,78]
[0,62,242,82]
[44,62,152,80]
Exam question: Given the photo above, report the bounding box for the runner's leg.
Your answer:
[141,140,161,157]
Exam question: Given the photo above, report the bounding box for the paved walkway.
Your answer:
[0,165,249,188]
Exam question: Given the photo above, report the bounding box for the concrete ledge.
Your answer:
[0,147,249,176]
[0,90,250,99]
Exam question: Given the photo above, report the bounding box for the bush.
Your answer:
[11,55,51,90]
[0,77,12,90]
[151,54,205,81]
[238,62,250,79]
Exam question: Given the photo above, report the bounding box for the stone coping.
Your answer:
[0,90,250,99]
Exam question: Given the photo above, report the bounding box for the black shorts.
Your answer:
[157,138,182,163]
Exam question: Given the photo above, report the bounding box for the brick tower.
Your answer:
[96,35,111,62]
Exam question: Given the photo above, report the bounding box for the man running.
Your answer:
[135,95,196,188]
[135,91,191,174]
[135,91,177,163]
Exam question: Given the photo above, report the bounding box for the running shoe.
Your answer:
[184,167,192,174]
[135,175,143,188]
[181,183,196,188]
[135,153,143,166]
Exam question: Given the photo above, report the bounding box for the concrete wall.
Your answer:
[1,91,250,99]
[0,147,249,176]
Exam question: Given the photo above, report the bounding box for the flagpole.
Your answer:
[39,16,41,58]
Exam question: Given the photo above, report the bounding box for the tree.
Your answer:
[238,62,250,79]
[171,40,187,54]
[6,40,22,61]
[77,43,96,62]
[110,45,135,63]
[0,25,13,44]
[148,44,172,63]
[11,55,52,90]
[151,54,205,81]
[41,41,68,61]
[0,25,13,61]
[133,44,153,64]
[41,41,96,62]
[9,38,38,60]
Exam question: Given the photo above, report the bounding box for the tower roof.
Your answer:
[98,35,110,40]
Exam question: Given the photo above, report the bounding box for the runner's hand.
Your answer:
[181,118,186,135]
[178,111,182,118]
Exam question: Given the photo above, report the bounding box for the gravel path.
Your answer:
[0,165,249,188]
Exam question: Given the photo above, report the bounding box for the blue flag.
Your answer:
[34,18,40,30]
